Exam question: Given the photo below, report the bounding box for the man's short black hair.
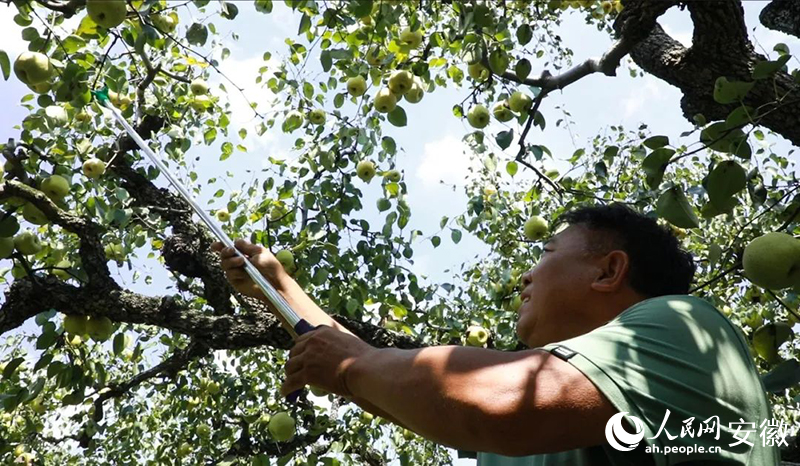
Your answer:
[553,202,696,297]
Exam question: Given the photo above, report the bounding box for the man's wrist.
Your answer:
[342,347,381,399]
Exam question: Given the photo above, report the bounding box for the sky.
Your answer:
[1,1,799,464]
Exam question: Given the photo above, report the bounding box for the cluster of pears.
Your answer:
[468,91,534,129]
[63,313,116,342]
[369,70,425,114]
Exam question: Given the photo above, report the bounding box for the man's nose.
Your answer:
[521,270,533,287]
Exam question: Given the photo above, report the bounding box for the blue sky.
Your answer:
[1,2,799,463]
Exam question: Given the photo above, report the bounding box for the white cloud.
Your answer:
[621,75,665,119]
[415,134,480,188]
[662,23,693,48]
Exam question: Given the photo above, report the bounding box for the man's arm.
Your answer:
[345,345,616,456]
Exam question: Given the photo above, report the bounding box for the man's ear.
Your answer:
[590,250,630,293]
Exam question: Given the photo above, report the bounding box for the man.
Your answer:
[213,203,779,465]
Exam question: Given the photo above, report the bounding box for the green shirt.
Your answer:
[477,295,780,466]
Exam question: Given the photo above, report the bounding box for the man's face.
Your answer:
[516,224,607,348]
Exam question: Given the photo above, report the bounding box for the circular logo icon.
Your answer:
[605,412,645,451]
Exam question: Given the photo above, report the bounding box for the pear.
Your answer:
[743,232,800,290]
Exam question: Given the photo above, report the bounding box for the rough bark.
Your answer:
[617,0,800,146]
[761,0,800,38]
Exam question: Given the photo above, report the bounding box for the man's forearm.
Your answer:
[261,274,355,336]
[345,345,538,453]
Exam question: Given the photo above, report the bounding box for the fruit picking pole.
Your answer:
[93,90,313,402]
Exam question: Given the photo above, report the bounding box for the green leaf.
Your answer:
[713,77,754,105]
[320,50,332,72]
[113,332,127,356]
[451,229,462,244]
[255,0,273,14]
[641,148,674,189]
[725,106,756,129]
[656,186,699,229]
[62,34,87,54]
[382,137,396,154]
[204,128,217,144]
[488,49,509,75]
[221,2,239,19]
[516,24,533,46]
[496,130,513,150]
[431,236,441,247]
[298,13,311,34]
[643,135,669,150]
[506,161,518,177]
[774,43,790,56]
[387,106,407,127]
[0,50,9,81]
[700,122,749,157]
[220,142,233,161]
[349,0,373,18]
[3,358,24,379]
[707,243,722,268]
[186,23,208,46]
[706,160,746,211]
[515,59,532,81]
[753,55,791,80]
[762,359,800,393]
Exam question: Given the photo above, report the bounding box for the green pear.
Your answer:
[492,101,514,122]
[509,91,532,113]
[356,160,377,182]
[14,231,42,256]
[523,215,548,241]
[465,325,490,347]
[468,63,489,81]
[388,70,414,95]
[346,76,367,97]
[308,109,326,125]
[41,175,70,200]
[753,322,793,364]
[743,232,800,290]
[373,88,397,113]
[268,412,296,442]
[86,315,114,342]
[63,314,88,335]
[399,27,423,48]
[22,204,48,225]
[82,158,107,179]
[190,79,209,95]
[86,0,127,28]
[467,105,490,129]
[275,249,296,273]
[13,52,52,85]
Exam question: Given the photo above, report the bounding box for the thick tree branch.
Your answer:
[622,0,800,145]
[760,0,800,39]
[0,276,423,351]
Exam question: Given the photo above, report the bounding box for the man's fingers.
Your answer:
[226,269,249,282]
[211,241,224,252]
[234,238,265,256]
[220,256,246,270]
[283,354,304,377]
[280,374,306,397]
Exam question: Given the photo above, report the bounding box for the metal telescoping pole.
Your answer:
[95,92,313,401]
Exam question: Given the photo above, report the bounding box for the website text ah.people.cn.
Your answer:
[605,409,795,456]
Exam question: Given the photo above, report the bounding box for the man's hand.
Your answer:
[211,239,287,299]
[280,325,377,398]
